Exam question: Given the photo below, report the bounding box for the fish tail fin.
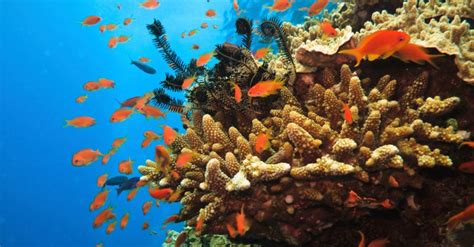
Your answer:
[263,5,273,12]
[339,48,363,67]
[116,188,122,195]
[446,214,462,231]
[427,54,444,69]
[63,120,70,128]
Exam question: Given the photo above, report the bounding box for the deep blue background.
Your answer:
[0,0,332,246]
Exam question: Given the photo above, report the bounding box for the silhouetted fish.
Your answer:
[117,177,140,195]
[104,176,128,187]
[131,60,156,74]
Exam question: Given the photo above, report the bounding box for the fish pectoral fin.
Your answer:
[367,54,380,61]
[381,50,396,59]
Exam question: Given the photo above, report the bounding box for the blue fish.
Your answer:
[131,60,156,74]
[117,177,140,195]
[104,176,128,187]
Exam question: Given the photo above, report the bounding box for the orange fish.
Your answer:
[134,92,154,110]
[65,116,96,128]
[106,221,117,234]
[72,149,102,166]
[142,221,150,230]
[236,205,249,236]
[394,43,442,69]
[191,44,200,50]
[233,83,242,103]
[149,187,173,200]
[175,232,187,246]
[205,9,216,17]
[248,80,284,97]
[176,152,193,168]
[163,214,179,227]
[117,35,130,43]
[127,188,139,201]
[97,174,108,187]
[142,201,153,215]
[339,30,410,66]
[343,103,353,124]
[167,189,182,202]
[106,24,118,31]
[188,29,199,37]
[345,190,361,207]
[200,22,208,29]
[84,81,102,91]
[458,160,474,174]
[368,238,390,247]
[102,152,112,165]
[108,37,118,48]
[97,78,115,88]
[265,0,294,12]
[320,21,337,37]
[90,190,109,211]
[379,199,393,209]
[112,137,127,149]
[93,206,116,228]
[119,158,133,175]
[81,16,102,26]
[254,47,271,60]
[182,75,196,89]
[119,96,141,108]
[99,25,106,33]
[155,145,171,168]
[358,231,366,247]
[226,223,238,238]
[139,105,166,119]
[75,95,88,103]
[195,214,204,232]
[460,141,474,148]
[255,133,270,154]
[141,130,161,148]
[196,52,215,67]
[163,125,177,145]
[110,108,134,123]
[120,212,129,229]
[140,0,160,9]
[233,0,245,15]
[123,18,133,26]
[139,57,150,63]
[299,0,328,16]
[388,175,399,188]
[446,203,474,230]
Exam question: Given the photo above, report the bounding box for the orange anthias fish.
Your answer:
[119,158,133,175]
[142,201,153,215]
[299,0,329,16]
[192,44,200,50]
[163,125,177,145]
[65,116,96,128]
[458,160,474,174]
[182,75,196,89]
[233,0,245,15]
[149,187,173,200]
[118,35,130,43]
[226,223,238,238]
[90,190,109,211]
[339,30,410,66]
[195,214,204,232]
[127,188,139,201]
[139,105,166,119]
[255,133,271,154]
[188,29,199,37]
[345,190,362,207]
[394,43,442,69]
[236,205,250,236]
[320,21,337,37]
[110,108,134,122]
[101,152,113,165]
[358,231,366,247]
[446,203,474,230]
[176,152,193,168]
[141,130,161,148]
[200,22,208,29]
[76,95,88,103]
[108,37,118,48]
[343,103,353,124]
[205,9,216,17]
[120,212,129,229]
[97,173,108,187]
[84,81,102,91]
[81,16,102,26]
[119,96,141,108]
[163,214,179,227]
[460,141,474,148]
[388,175,399,188]
[72,149,102,166]
[142,221,150,230]
[98,78,115,88]
[139,57,150,63]
[233,83,242,103]
[140,0,160,9]
[99,25,107,33]
[124,18,133,26]
[196,52,215,67]
[93,206,116,228]
[248,80,284,97]
[254,47,271,60]
[112,137,127,149]
[106,221,117,234]
[265,0,294,12]
[368,238,390,247]
[155,145,171,168]
[105,24,118,31]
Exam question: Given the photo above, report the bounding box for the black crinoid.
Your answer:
[236,17,253,50]
[151,88,185,114]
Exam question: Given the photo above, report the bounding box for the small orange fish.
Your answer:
[117,35,130,43]
[119,96,141,108]
[106,24,118,31]
[162,214,179,226]
[123,18,133,26]
[248,80,284,97]
[142,201,153,215]
[119,158,133,175]
[254,47,271,60]
[136,179,148,187]
[72,149,102,166]
[97,174,108,187]
[388,175,399,188]
[200,22,208,29]
[255,133,270,154]
[226,223,238,238]
[233,0,245,15]
[182,76,196,89]
[90,190,109,211]
[196,52,215,67]
[188,29,199,37]
[98,78,115,88]
[205,9,216,17]
[339,30,410,66]
[139,105,166,119]
[127,188,139,201]
[358,231,366,247]
[81,16,102,26]
[460,141,474,148]
[368,238,390,247]
[233,83,242,103]
[170,170,180,180]
[99,25,106,33]
[394,43,442,69]
[65,116,96,128]
[93,206,116,228]
[163,125,177,145]
[446,203,474,230]
[195,214,204,232]
[174,232,187,246]
[102,152,113,165]
[83,81,102,91]
[299,0,328,16]
[76,95,88,103]
[108,37,118,48]
[106,221,117,234]
[345,190,361,207]
[176,152,193,168]
[458,160,474,174]
[139,57,150,63]
[140,0,160,9]
[343,104,353,124]
[112,137,127,149]
[192,44,200,50]
[110,108,134,122]
[320,21,337,37]
[155,145,171,168]
[142,221,150,230]
[120,212,129,229]
[379,199,393,209]
[167,189,182,202]
[149,187,173,200]
[141,131,161,148]
[265,0,294,12]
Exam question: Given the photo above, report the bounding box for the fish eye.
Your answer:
[399,37,405,41]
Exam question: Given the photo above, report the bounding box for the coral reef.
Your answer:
[163,227,261,247]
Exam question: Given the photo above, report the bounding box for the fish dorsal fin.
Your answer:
[367,53,379,61]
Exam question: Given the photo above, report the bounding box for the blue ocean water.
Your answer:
[0,1,334,246]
